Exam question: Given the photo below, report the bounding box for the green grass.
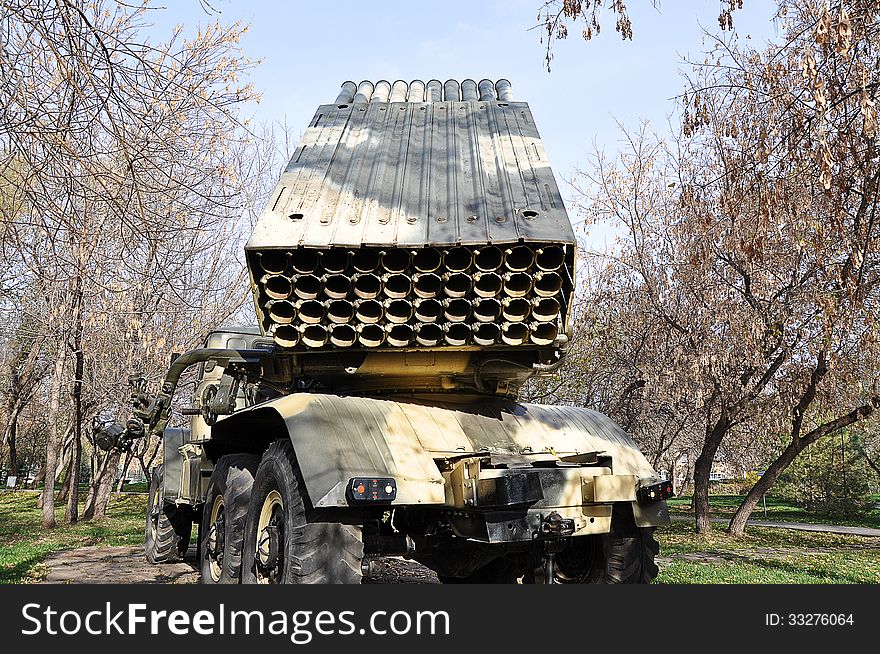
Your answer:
[654,521,880,584]
[0,491,147,583]
[668,494,880,529]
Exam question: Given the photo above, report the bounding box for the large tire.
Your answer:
[241,440,363,584]
[200,454,259,584]
[555,504,660,584]
[145,465,192,564]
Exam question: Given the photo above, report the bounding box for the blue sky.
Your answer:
[147,1,780,224]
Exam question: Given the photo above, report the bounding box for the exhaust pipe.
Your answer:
[443,247,473,273]
[412,247,442,272]
[473,272,503,298]
[326,299,355,324]
[530,321,559,346]
[502,272,532,297]
[295,299,325,324]
[290,249,320,274]
[257,250,289,275]
[473,322,501,346]
[329,323,357,348]
[532,297,561,323]
[443,298,471,323]
[535,245,565,272]
[263,274,293,300]
[443,272,472,298]
[444,323,472,346]
[273,324,299,348]
[414,298,443,323]
[416,322,444,346]
[381,248,411,274]
[352,249,380,273]
[323,274,352,299]
[534,271,562,297]
[300,324,328,348]
[502,297,531,322]
[357,323,385,348]
[293,274,322,300]
[267,299,296,325]
[384,298,414,324]
[382,273,412,299]
[355,299,384,324]
[321,249,350,274]
[501,322,529,346]
[473,297,502,323]
[386,323,414,347]
[353,273,382,299]
[413,272,443,298]
[474,245,504,272]
[504,245,535,272]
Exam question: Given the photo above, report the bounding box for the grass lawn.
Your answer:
[0,491,148,583]
[654,520,880,584]
[667,494,880,529]
[1,491,877,584]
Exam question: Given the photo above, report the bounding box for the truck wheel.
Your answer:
[145,465,192,563]
[200,454,259,584]
[555,504,659,584]
[241,440,363,584]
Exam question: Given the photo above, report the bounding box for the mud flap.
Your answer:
[631,499,671,527]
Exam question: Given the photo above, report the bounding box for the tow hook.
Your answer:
[539,511,575,537]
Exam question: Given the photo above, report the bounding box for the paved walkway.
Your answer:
[669,514,880,537]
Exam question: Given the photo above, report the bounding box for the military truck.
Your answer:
[106,79,671,584]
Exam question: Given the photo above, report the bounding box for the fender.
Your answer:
[211,392,670,526]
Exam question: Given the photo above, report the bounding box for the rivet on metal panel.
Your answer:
[495,215,506,223]
[437,216,447,223]
[420,106,426,111]
[466,215,477,223]
[406,216,417,224]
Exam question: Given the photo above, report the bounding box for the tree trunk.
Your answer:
[115,450,133,492]
[693,413,730,533]
[41,343,68,529]
[84,450,121,520]
[66,296,85,524]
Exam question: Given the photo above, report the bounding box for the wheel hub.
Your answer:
[258,524,280,569]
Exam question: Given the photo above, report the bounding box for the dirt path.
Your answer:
[42,546,439,584]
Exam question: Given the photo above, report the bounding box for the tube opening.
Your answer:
[414,272,443,298]
[355,299,383,323]
[323,274,352,299]
[267,300,296,325]
[258,250,288,275]
[444,323,471,346]
[474,272,503,298]
[321,249,350,274]
[416,323,443,346]
[413,247,442,272]
[532,297,561,322]
[264,275,293,300]
[473,323,501,346]
[531,322,559,346]
[503,272,532,297]
[443,247,473,273]
[443,272,472,298]
[385,299,414,324]
[474,245,504,272]
[501,323,529,345]
[386,323,414,347]
[381,248,411,274]
[273,324,299,348]
[352,249,380,273]
[293,274,322,300]
[414,298,443,323]
[353,273,382,299]
[534,271,562,297]
[383,273,412,299]
[326,299,355,324]
[502,298,531,322]
[444,298,471,323]
[473,298,502,323]
[535,245,565,272]
[301,324,328,348]
[297,299,325,324]
[291,249,320,274]
[504,245,535,272]
[358,323,385,348]
[329,324,357,348]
